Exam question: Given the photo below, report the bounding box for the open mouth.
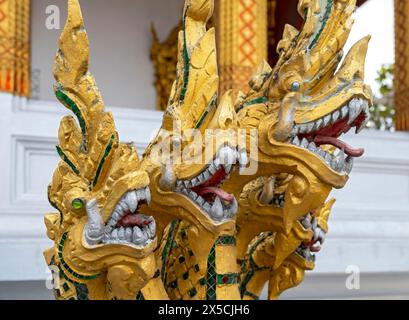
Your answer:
[291,97,370,174]
[102,189,156,247]
[175,145,247,222]
[296,213,326,262]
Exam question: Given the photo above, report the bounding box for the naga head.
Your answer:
[232,0,372,233]
[44,0,157,300]
[142,1,247,235]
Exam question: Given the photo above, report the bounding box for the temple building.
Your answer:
[0,0,408,299]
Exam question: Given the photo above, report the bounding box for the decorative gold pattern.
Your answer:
[151,22,181,111]
[394,0,409,130]
[45,0,371,300]
[217,0,267,96]
[0,0,30,96]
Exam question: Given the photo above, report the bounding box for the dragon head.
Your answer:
[44,0,157,300]
[142,1,247,236]
[225,0,372,234]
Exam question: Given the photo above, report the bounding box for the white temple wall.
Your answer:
[31,0,183,109]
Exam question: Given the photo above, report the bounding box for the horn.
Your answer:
[84,199,104,245]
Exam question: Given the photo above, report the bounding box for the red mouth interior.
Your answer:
[299,112,366,158]
[116,202,151,228]
[191,167,234,204]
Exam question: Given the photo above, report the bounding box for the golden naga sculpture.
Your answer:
[44,0,372,300]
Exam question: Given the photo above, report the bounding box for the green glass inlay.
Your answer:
[56,146,80,176]
[170,280,178,289]
[62,282,69,292]
[199,278,206,286]
[180,7,190,102]
[206,243,217,300]
[71,198,84,210]
[239,234,270,298]
[179,256,185,264]
[74,283,89,300]
[183,271,189,280]
[92,134,116,188]
[194,264,200,272]
[216,273,239,285]
[188,287,197,298]
[55,90,87,151]
[195,95,217,129]
[216,236,236,246]
[161,220,179,284]
[308,0,333,50]
[236,96,268,113]
[58,232,100,281]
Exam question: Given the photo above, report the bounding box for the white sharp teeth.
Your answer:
[299,125,308,134]
[345,156,354,174]
[306,123,315,133]
[107,219,116,228]
[142,229,150,242]
[111,228,118,239]
[323,114,331,127]
[317,149,326,158]
[148,220,156,239]
[238,149,248,166]
[324,153,332,164]
[191,177,199,187]
[210,197,224,221]
[145,187,151,205]
[112,208,122,222]
[293,136,300,146]
[331,150,345,172]
[132,227,144,245]
[301,138,309,148]
[341,105,349,119]
[189,190,198,200]
[319,230,326,244]
[213,157,221,167]
[308,142,317,152]
[203,202,211,212]
[125,227,132,242]
[118,227,125,240]
[198,173,205,184]
[183,180,192,188]
[202,170,211,182]
[208,163,217,174]
[105,225,113,234]
[348,98,361,125]
[196,196,205,206]
[176,181,183,189]
[293,126,300,135]
[218,146,237,171]
[126,191,138,213]
[119,198,130,212]
[332,110,340,122]
[315,119,323,130]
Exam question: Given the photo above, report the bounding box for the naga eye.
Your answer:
[72,198,84,210]
[291,82,301,92]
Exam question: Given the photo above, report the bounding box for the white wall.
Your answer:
[31,0,183,109]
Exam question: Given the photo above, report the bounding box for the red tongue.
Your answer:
[314,136,364,158]
[117,214,151,228]
[196,187,234,202]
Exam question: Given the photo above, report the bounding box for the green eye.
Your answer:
[291,82,301,92]
[72,198,84,210]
